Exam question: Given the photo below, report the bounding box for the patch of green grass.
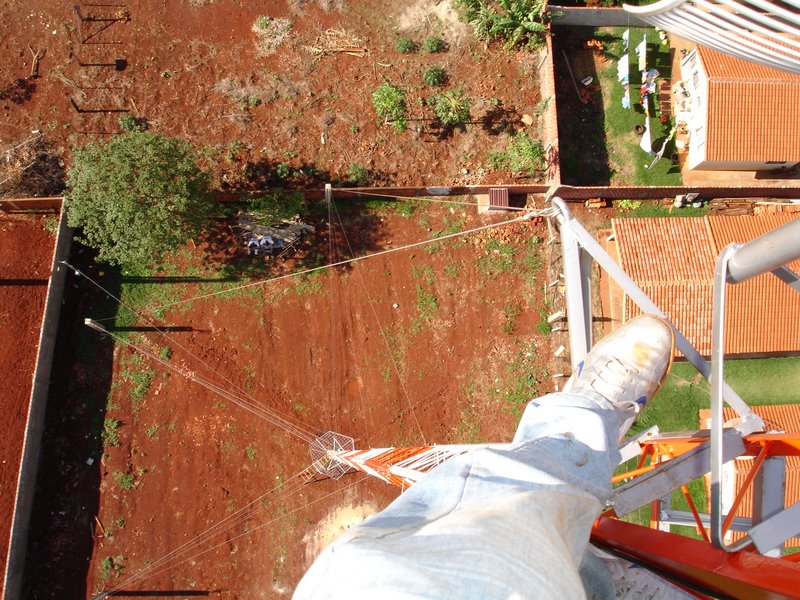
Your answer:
[478,238,516,275]
[616,201,709,218]
[597,27,682,186]
[395,200,417,217]
[295,271,325,296]
[43,214,59,235]
[444,262,463,279]
[145,423,160,439]
[102,418,122,447]
[113,471,136,491]
[432,215,467,238]
[246,446,257,460]
[411,264,435,285]
[99,555,126,580]
[488,132,545,175]
[490,342,543,418]
[411,285,439,334]
[619,357,800,532]
[159,346,172,360]
[114,516,125,529]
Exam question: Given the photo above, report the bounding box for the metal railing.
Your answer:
[552,197,800,554]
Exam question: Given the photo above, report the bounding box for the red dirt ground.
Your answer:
[27,201,552,598]
[0,0,542,187]
[0,213,54,595]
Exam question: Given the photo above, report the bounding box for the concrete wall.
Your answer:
[3,210,73,600]
[549,6,648,27]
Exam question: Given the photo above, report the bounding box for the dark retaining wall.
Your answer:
[2,210,73,600]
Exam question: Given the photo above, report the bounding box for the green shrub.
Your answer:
[372,83,408,132]
[118,114,147,132]
[422,36,446,52]
[422,67,447,86]
[395,37,416,53]
[346,163,369,185]
[615,199,643,212]
[102,418,121,447]
[113,471,135,490]
[432,88,472,127]
[452,0,548,50]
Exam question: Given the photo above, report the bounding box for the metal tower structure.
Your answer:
[311,198,800,597]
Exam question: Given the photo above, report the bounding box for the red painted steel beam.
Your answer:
[591,517,800,599]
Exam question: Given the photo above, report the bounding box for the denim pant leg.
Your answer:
[294,392,621,600]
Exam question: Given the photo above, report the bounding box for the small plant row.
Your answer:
[371,83,473,132]
[395,36,447,54]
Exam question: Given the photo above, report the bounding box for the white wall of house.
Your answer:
[680,51,709,170]
[690,160,799,171]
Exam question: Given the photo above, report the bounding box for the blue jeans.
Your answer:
[295,392,622,599]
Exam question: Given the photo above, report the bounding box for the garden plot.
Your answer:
[25,199,554,597]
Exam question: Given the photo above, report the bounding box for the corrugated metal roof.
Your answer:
[613,215,800,356]
[695,47,800,163]
[699,405,800,547]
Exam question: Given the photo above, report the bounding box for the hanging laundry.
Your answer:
[636,34,647,72]
[617,54,629,82]
[622,29,630,51]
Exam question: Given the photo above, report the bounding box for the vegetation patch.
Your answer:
[372,83,409,132]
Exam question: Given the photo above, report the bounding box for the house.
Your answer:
[699,405,800,549]
[606,214,800,356]
[675,45,800,171]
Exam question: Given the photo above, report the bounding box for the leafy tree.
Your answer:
[65,131,213,266]
[432,88,472,127]
[372,82,409,132]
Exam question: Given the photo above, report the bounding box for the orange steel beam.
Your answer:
[591,517,800,599]
[643,433,800,458]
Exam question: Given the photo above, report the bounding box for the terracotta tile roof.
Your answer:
[695,46,800,163]
[697,45,800,82]
[699,405,800,547]
[612,215,800,356]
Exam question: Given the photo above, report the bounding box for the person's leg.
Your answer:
[295,316,674,600]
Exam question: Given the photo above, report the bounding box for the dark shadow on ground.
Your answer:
[480,104,519,136]
[553,27,611,185]
[199,159,397,277]
[23,243,117,600]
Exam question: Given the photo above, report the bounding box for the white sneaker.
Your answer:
[563,314,674,438]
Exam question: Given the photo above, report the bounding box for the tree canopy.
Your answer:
[65,131,213,266]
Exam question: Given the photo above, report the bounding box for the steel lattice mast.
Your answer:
[309,431,500,489]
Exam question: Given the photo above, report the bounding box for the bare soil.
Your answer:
[24,201,552,598]
[0,0,543,188]
[0,213,54,595]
